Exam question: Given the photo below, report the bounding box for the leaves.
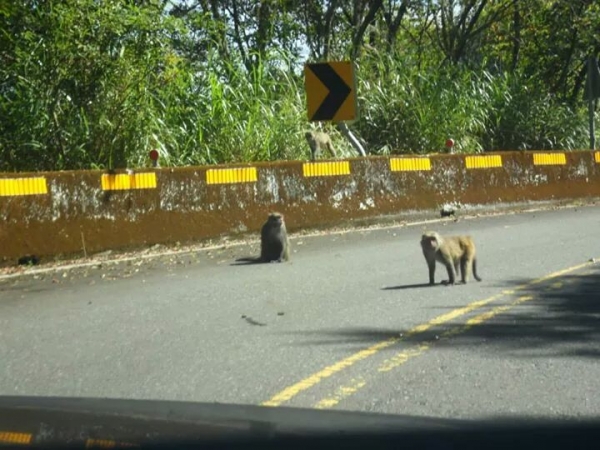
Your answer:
[0,0,597,172]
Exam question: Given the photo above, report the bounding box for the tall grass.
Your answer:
[1,13,596,173]
[481,71,591,151]
[143,48,359,168]
[355,52,593,155]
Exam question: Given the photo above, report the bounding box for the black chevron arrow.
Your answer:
[309,63,352,121]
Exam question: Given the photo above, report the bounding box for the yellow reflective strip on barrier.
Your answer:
[465,155,503,169]
[532,153,566,166]
[205,167,258,185]
[0,431,32,445]
[389,158,431,172]
[0,177,48,196]
[302,161,351,177]
[101,173,157,191]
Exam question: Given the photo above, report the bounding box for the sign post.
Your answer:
[584,56,600,150]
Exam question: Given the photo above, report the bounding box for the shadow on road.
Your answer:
[287,265,600,358]
[381,283,433,290]
[230,256,289,266]
[449,265,600,359]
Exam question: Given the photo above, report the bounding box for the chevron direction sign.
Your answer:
[304,61,358,122]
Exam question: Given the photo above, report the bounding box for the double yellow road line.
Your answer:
[261,260,596,409]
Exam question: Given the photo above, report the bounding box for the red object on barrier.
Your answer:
[445,139,455,149]
[149,150,159,167]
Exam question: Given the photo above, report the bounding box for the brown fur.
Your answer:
[305,131,337,161]
[420,231,482,285]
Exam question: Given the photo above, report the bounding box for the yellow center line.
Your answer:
[379,295,533,373]
[313,378,367,409]
[260,260,595,408]
[260,294,506,407]
[313,296,534,410]
[377,343,431,373]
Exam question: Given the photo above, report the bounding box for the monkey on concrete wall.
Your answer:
[305,131,337,161]
[420,231,482,285]
[236,212,290,264]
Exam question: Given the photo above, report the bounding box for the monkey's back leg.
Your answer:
[460,247,476,283]
[326,142,337,158]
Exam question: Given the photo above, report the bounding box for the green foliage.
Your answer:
[156,48,311,166]
[356,54,490,154]
[0,1,598,172]
[481,71,590,151]
[0,0,186,171]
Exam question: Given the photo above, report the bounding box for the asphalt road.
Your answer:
[1,205,600,421]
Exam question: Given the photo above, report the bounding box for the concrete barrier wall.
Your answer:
[1,151,599,263]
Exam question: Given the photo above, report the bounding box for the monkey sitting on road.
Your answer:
[420,231,482,285]
[236,212,290,264]
[305,131,337,161]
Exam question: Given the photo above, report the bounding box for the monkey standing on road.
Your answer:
[305,131,337,161]
[236,212,290,263]
[420,231,482,285]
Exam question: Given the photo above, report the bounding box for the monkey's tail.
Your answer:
[473,258,482,281]
[234,256,264,264]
